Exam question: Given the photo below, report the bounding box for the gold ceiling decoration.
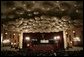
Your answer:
[1,1,83,33]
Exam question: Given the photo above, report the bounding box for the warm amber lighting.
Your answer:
[74,4,77,7]
[40,40,49,43]
[27,9,31,12]
[13,33,15,35]
[65,32,68,34]
[14,43,16,45]
[5,32,7,35]
[54,36,60,40]
[12,7,16,10]
[33,12,39,15]
[76,10,79,13]
[61,9,65,11]
[73,31,75,33]
[23,4,26,7]
[54,36,57,40]
[27,44,30,46]
[11,42,13,45]
[2,39,10,43]
[25,37,30,41]
[73,37,80,41]
[56,36,60,40]
[70,41,72,44]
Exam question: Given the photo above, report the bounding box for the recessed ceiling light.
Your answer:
[33,12,39,15]
[20,12,24,14]
[76,10,79,13]
[56,1,59,3]
[32,1,35,4]
[28,14,32,16]
[23,4,26,7]
[42,8,45,10]
[74,4,77,7]
[27,9,31,12]
[47,8,50,10]
[61,9,65,11]
[13,33,15,35]
[12,7,16,10]
[5,32,8,35]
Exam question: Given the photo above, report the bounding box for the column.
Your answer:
[1,33,3,46]
[19,32,23,49]
[63,30,67,49]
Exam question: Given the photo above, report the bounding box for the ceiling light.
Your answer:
[23,4,26,7]
[47,8,50,10]
[32,1,35,4]
[73,31,75,33]
[70,41,72,44]
[74,4,77,7]
[33,12,39,15]
[12,7,16,10]
[20,12,24,14]
[56,1,59,3]
[27,9,31,12]
[42,8,45,10]
[65,32,68,34]
[5,32,7,35]
[61,9,65,11]
[76,10,79,13]
[25,29,28,32]
[13,33,15,35]
[28,14,32,16]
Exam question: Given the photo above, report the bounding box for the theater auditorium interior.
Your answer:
[1,1,83,56]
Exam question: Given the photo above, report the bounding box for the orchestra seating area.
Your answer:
[1,50,83,56]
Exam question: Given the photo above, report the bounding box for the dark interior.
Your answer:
[23,31,64,51]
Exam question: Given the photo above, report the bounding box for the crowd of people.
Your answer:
[1,49,83,56]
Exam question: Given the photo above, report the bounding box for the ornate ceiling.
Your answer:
[1,1,83,32]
